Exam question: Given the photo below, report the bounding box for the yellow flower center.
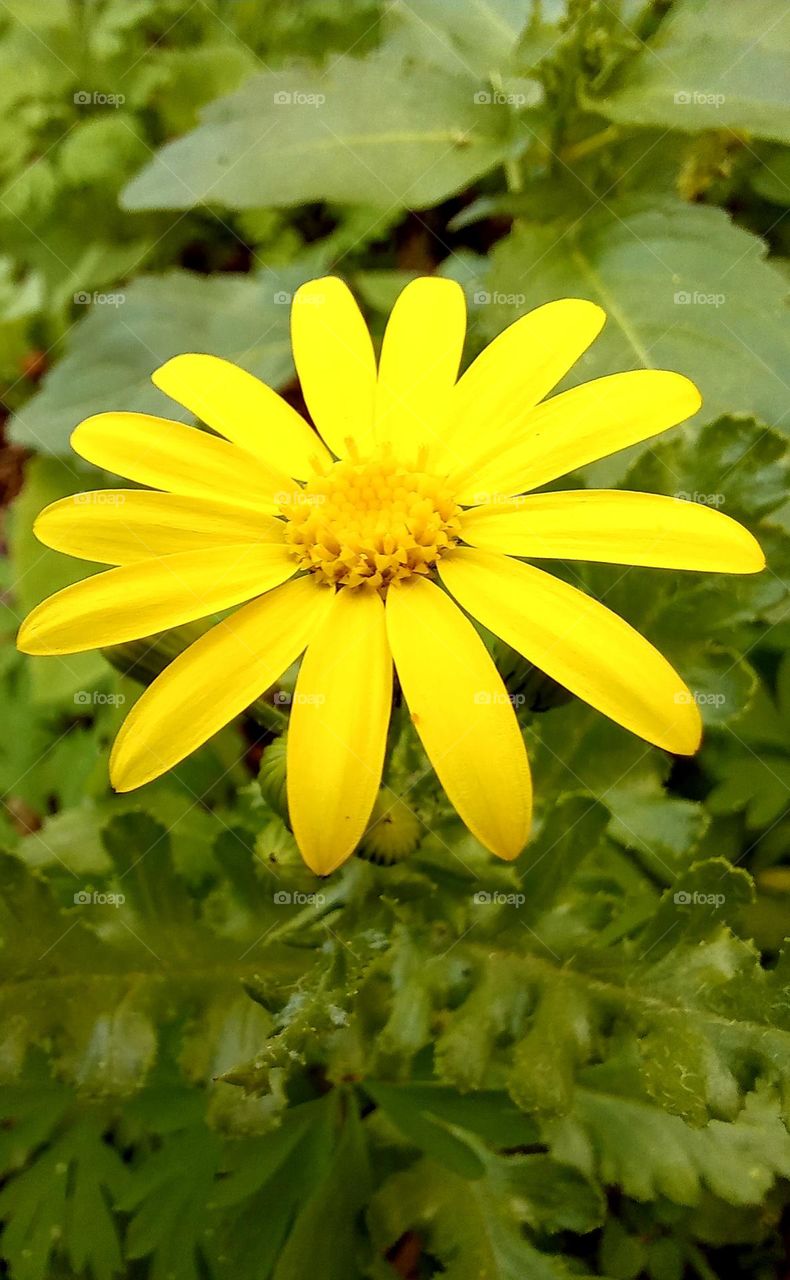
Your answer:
[282,456,461,591]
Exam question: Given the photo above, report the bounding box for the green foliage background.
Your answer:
[2,1,790,1276]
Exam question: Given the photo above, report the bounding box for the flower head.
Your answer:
[17,277,764,874]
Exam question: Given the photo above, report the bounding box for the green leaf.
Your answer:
[0,813,305,1095]
[203,1096,337,1280]
[529,708,708,881]
[8,455,109,703]
[366,1081,487,1178]
[273,1094,371,1280]
[121,50,514,212]
[364,1082,540,1149]
[485,199,790,465]
[625,415,790,524]
[593,0,790,143]
[369,1154,603,1280]
[0,1112,128,1280]
[549,1087,790,1207]
[386,0,537,78]
[9,268,316,455]
[518,795,609,923]
[120,1124,221,1280]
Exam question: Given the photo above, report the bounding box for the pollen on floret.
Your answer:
[282,456,462,591]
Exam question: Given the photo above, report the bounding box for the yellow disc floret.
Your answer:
[282,456,461,591]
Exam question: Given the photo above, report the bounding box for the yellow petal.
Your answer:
[71,412,296,513]
[17,543,297,655]
[436,299,605,476]
[439,549,701,754]
[151,353,331,480]
[35,491,285,564]
[291,277,377,458]
[110,576,331,792]
[288,587,392,875]
[386,576,531,860]
[453,370,701,503]
[375,277,466,464]
[461,490,765,573]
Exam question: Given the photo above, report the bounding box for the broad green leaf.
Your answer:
[9,455,109,703]
[518,795,609,923]
[593,0,790,143]
[369,1154,603,1280]
[0,815,305,1094]
[203,1097,336,1280]
[120,1124,222,1280]
[386,0,539,78]
[273,1095,370,1280]
[366,1081,487,1178]
[550,1087,790,1207]
[9,268,315,455]
[364,1082,539,1149]
[485,199,790,461]
[0,1112,128,1280]
[121,51,514,212]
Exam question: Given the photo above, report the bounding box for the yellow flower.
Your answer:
[17,277,764,875]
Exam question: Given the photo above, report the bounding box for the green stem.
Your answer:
[248,699,289,733]
[504,156,524,193]
[687,1244,720,1280]
[616,842,672,891]
[561,124,620,163]
[265,877,351,944]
